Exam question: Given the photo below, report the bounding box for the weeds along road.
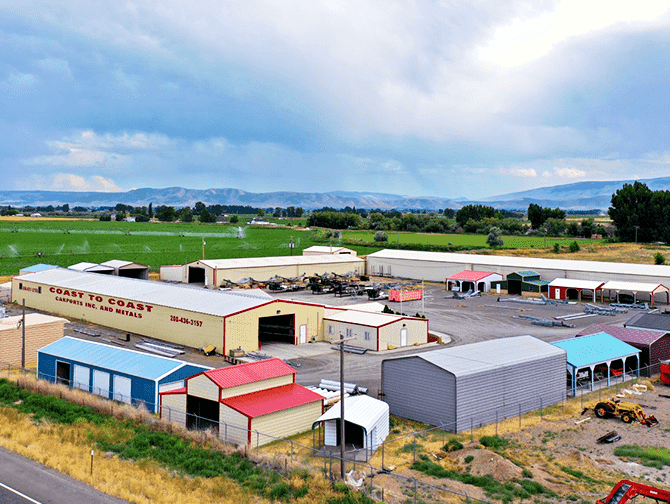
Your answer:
[0,447,128,504]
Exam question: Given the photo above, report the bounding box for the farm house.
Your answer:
[446,270,503,293]
[162,254,365,286]
[548,278,604,301]
[381,336,566,432]
[323,310,428,351]
[11,268,329,354]
[577,324,670,374]
[37,337,210,413]
[552,333,641,395]
[0,313,67,367]
[159,358,323,446]
[313,395,389,459]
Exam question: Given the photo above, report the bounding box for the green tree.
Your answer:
[178,207,193,222]
[486,227,504,247]
[229,215,239,224]
[569,240,580,252]
[193,202,206,215]
[373,231,388,242]
[199,209,217,223]
[655,252,665,265]
[608,181,655,242]
[455,205,499,228]
[155,205,177,222]
[528,204,566,229]
[544,217,567,236]
[99,213,112,221]
[148,202,153,218]
[443,208,455,219]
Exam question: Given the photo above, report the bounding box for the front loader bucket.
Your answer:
[644,415,659,427]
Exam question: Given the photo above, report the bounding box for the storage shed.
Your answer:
[552,333,640,395]
[497,271,549,295]
[37,337,210,412]
[381,336,566,432]
[446,271,503,293]
[160,358,323,446]
[313,395,389,459]
[548,279,604,301]
[323,311,428,351]
[0,313,67,367]
[577,324,670,374]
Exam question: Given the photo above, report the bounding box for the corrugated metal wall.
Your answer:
[382,357,456,428]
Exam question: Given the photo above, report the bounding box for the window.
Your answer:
[364,331,371,341]
[328,325,334,334]
[346,328,352,337]
[38,286,42,293]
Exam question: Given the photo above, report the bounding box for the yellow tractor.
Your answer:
[591,399,658,427]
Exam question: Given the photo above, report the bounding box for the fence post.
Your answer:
[382,441,385,470]
[413,433,416,462]
[518,404,521,428]
[414,478,418,504]
[290,440,293,463]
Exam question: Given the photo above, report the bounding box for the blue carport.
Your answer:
[552,333,640,396]
[37,337,211,412]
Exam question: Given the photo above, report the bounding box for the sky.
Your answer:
[2,1,670,200]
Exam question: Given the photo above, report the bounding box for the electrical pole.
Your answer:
[634,226,639,245]
[21,299,26,370]
[331,334,354,480]
[290,236,294,256]
[202,236,206,260]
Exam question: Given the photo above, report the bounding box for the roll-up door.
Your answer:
[113,375,132,404]
[93,370,110,398]
[73,365,89,391]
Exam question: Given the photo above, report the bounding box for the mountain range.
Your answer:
[1,177,669,211]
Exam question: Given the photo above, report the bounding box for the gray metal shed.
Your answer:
[381,336,566,432]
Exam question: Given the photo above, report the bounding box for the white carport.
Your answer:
[548,278,604,301]
[68,262,115,274]
[313,395,389,459]
[600,281,669,306]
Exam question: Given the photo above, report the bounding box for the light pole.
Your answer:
[634,225,640,245]
[331,334,354,480]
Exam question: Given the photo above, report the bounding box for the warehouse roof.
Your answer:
[313,395,388,432]
[549,278,605,290]
[100,259,148,269]
[366,249,670,278]
[221,383,322,418]
[385,336,565,377]
[194,254,364,270]
[552,333,640,368]
[0,313,68,331]
[202,358,295,389]
[14,268,274,317]
[20,263,58,273]
[38,337,210,380]
[68,262,114,272]
[601,281,668,293]
[324,310,414,328]
[577,324,667,345]
[625,313,670,332]
[447,270,500,282]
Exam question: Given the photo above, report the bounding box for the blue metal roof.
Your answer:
[38,337,209,380]
[20,263,58,273]
[551,333,640,369]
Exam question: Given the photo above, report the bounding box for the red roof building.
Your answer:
[446,271,503,293]
[159,359,323,446]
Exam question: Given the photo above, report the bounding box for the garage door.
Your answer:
[73,365,90,392]
[93,370,110,398]
[258,314,295,343]
[113,375,132,404]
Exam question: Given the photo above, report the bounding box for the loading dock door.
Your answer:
[186,395,220,432]
[188,266,205,284]
[258,314,295,343]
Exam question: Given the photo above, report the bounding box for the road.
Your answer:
[0,447,127,504]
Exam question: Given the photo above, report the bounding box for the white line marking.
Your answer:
[0,481,43,504]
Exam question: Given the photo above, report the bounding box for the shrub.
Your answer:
[480,436,509,451]
[464,455,474,464]
[443,438,464,452]
[655,252,665,265]
[552,243,560,253]
[135,214,150,222]
[486,227,504,247]
[569,241,580,253]
[373,231,388,242]
[99,213,112,221]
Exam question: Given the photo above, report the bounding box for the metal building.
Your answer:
[366,249,670,288]
[160,358,323,446]
[69,260,150,279]
[313,395,389,457]
[37,337,210,412]
[12,268,328,354]
[446,270,503,293]
[381,336,566,432]
[0,313,67,367]
[548,278,604,301]
[302,246,357,256]
[163,254,365,286]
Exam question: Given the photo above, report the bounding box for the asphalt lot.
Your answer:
[3,280,635,399]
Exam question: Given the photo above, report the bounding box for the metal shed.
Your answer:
[552,333,641,396]
[577,324,670,375]
[313,395,389,458]
[381,336,566,432]
[445,271,503,293]
[100,260,150,280]
[548,279,604,301]
[37,337,210,412]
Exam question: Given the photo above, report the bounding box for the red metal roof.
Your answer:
[221,383,323,418]
[447,270,499,282]
[577,324,666,346]
[202,358,295,389]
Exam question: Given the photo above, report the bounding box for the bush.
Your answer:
[464,455,474,464]
[443,438,464,452]
[480,436,509,450]
[135,214,150,222]
[229,215,239,224]
[373,231,388,242]
[655,252,665,265]
[486,227,504,248]
[99,213,112,221]
[552,243,560,253]
[569,241,580,253]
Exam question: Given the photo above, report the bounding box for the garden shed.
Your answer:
[577,324,670,375]
[381,336,566,432]
[548,278,604,301]
[446,271,503,293]
[312,395,389,459]
[37,337,210,412]
[159,358,324,447]
[552,333,641,396]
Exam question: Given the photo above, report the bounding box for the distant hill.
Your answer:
[2,177,670,211]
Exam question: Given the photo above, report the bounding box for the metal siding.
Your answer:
[219,375,294,399]
[326,320,377,350]
[324,420,337,446]
[219,404,249,446]
[158,364,211,387]
[188,375,220,402]
[128,375,159,412]
[382,357,456,428]
[251,401,323,447]
[37,351,58,381]
[652,335,670,365]
[161,393,187,426]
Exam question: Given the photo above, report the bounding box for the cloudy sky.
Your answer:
[2,1,670,199]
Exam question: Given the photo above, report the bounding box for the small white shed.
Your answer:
[313,395,389,455]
